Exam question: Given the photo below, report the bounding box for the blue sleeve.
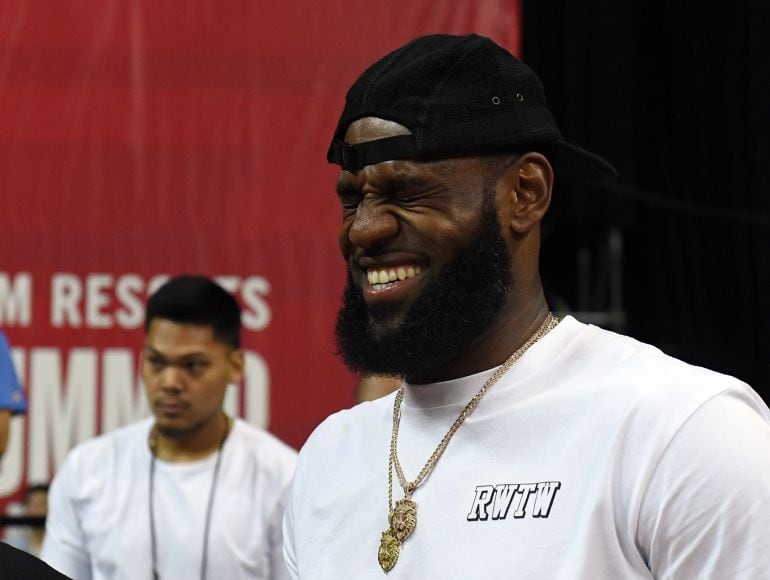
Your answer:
[0,332,27,414]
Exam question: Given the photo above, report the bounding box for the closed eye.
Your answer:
[336,183,363,209]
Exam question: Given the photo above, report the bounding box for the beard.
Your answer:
[335,200,512,382]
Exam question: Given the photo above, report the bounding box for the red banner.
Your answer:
[0,0,520,505]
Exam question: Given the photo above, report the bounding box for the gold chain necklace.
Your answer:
[378,313,560,573]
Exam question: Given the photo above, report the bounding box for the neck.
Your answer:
[150,413,230,463]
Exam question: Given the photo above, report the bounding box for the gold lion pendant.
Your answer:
[378,530,400,572]
[389,498,417,542]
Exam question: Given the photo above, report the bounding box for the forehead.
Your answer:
[144,319,222,354]
[344,117,412,145]
[339,117,482,188]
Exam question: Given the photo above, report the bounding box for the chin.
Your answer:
[366,302,410,333]
[367,317,405,342]
[155,419,192,440]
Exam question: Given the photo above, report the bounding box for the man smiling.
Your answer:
[283,34,770,579]
[43,275,296,580]
[335,138,517,383]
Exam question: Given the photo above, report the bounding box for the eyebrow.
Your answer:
[143,346,210,362]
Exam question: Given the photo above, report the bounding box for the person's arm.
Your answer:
[637,386,770,578]
[269,487,293,580]
[40,456,92,580]
[281,482,299,580]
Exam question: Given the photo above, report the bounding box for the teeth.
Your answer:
[367,265,423,288]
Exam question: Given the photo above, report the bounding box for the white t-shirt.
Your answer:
[283,316,770,579]
[43,417,297,580]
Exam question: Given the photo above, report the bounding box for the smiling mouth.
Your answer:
[366,265,423,290]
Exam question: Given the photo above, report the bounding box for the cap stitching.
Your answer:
[360,47,414,120]
[417,37,484,150]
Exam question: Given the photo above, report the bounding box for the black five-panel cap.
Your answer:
[328,34,617,180]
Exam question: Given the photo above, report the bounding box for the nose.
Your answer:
[157,366,184,391]
[346,195,399,252]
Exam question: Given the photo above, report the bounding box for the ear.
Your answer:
[228,348,245,384]
[496,152,553,235]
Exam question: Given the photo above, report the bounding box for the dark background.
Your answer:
[522,1,769,401]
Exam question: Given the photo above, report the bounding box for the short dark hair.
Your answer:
[145,275,241,349]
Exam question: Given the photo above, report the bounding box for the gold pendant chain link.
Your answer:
[391,312,559,494]
[379,313,560,573]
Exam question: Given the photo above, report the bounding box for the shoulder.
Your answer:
[54,418,152,483]
[294,395,393,474]
[647,380,770,483]
[287,397,393,516]
[304,395,393,448]
[65,418,151,459]
[229,419,298,480]
[537,318,769,463]
[555,317,752,410]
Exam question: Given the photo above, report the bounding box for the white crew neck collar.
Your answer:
[148,419,238,474]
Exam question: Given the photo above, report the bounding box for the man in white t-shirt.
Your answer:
[43,275,297,580]
[282,34,770,579]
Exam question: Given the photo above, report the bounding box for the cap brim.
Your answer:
[545,140,618,181]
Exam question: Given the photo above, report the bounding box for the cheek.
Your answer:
[201,371,231,399]
[420,214,481,259]
[338,221,353,256]
[140,367,155,391]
